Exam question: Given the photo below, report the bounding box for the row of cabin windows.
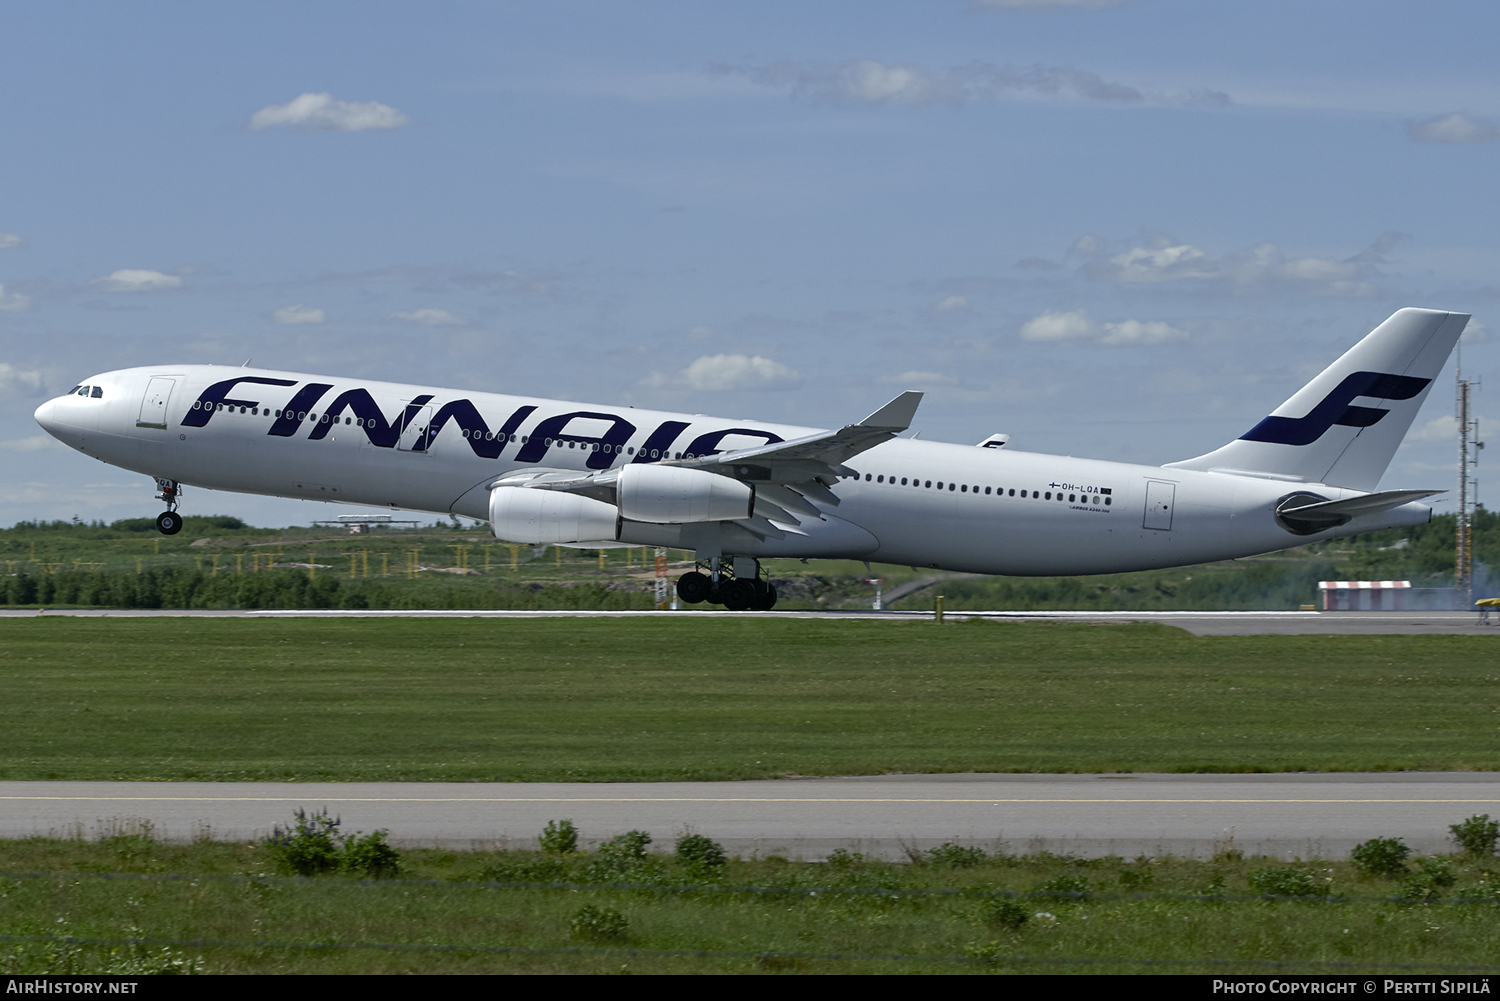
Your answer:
[853,472,1111,506]
[187,400,702,459]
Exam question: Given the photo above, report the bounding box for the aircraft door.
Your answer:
[1143,480,1176,531]
[396,404,434,452]
[136,378,175,429]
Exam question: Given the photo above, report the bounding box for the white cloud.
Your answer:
[273,304,325,325]
[0,233,21,250]
[933,295,970,312]
[249,92,409,133]
[718,60,1227,109]
[0,363,42,391]
[1408,113,1500,144]
[1097,319,1187,345]
[1405,416,1457,443]
[883,370,957,387]
[978,0,1125,7]
[680,354,802,391]
[391,308,466,326]
[1462,319,1491,344]
[1077,232,1396,297]
[1020,310,1186,346]
[1020,310,1095,341]
[0,284,28,311]
[91,269,181,292]
[0,435,57,452]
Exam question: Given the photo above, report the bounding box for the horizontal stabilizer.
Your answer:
[1280,489,1443,519]
[1276,488,1442,535]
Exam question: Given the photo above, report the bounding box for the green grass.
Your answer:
[3,835,1499,975]
[1,618,1498,781]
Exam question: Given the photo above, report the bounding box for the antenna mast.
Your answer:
[1455,348,1482,608]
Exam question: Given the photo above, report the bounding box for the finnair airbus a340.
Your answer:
[34,307,1465,610]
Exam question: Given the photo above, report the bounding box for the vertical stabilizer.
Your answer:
[1165,308,1469,490]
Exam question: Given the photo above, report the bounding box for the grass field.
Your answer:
[2,618,1497,780]
[3,831,1499,975]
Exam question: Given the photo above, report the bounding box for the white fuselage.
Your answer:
[35,364,1430,575]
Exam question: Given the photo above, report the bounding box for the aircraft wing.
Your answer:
[492,391,922,535]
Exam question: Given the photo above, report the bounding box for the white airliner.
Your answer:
[34,307,1466,610]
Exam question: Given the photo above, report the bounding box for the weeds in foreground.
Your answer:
[263,809,401,878]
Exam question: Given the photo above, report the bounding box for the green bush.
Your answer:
[1350,837,1411,878]
[585,830,660,882]
[569,904,628,943]
[1450,815,1500,857]
[539,819,578,855]
[979,897,1029,930]
[1399,858,1456,902]
[928,843,987,868]
[262,809,402,878]
[1248,867,1321,899]
[340,829,401,879]
[264,809,342,876]
[674,834,726,868]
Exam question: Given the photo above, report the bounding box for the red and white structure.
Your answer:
[1318,580,1412,611]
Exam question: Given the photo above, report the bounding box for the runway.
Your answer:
[0,607,1495,635]
[6,772,1497,860]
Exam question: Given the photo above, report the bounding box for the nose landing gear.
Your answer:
[154,478,183,535]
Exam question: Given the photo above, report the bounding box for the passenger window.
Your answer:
[960,484,967,493]
[925,480,932,488]
[865,474,871,481]
[1069,494,1075,503]
[1105,497,1112,505]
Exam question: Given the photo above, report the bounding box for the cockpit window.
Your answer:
[67,386,81,395]
[77,386,90,396]
[90,386,103,399]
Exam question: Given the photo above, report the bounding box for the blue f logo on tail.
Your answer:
[1239,371,1430,447]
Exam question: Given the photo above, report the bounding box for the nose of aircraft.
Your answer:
[34,398,59,435]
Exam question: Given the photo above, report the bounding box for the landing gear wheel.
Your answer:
[722,578,757,611]
[156,511,183,536]
[676,571,711,604]
[751,582,777,611]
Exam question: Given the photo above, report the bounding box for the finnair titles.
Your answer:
[36,307,1466,610]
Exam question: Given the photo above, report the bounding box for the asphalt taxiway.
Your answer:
[5,772,1496,860]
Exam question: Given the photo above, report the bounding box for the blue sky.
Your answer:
[2,0,1497,526]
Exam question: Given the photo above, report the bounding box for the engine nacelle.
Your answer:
[489,486,619,544]
[616,464,753,524]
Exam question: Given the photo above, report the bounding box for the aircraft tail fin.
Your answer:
[1164,308,1469,490]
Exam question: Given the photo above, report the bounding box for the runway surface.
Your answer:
[1,607,1495,635]
[6,772,1497,860]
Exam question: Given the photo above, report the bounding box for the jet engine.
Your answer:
[616,464,753,524]
[489,486,619,544]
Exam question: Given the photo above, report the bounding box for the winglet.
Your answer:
[859,391,923,430]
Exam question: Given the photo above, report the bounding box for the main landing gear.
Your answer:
[676,557,777,611]
[154,478,183,535]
